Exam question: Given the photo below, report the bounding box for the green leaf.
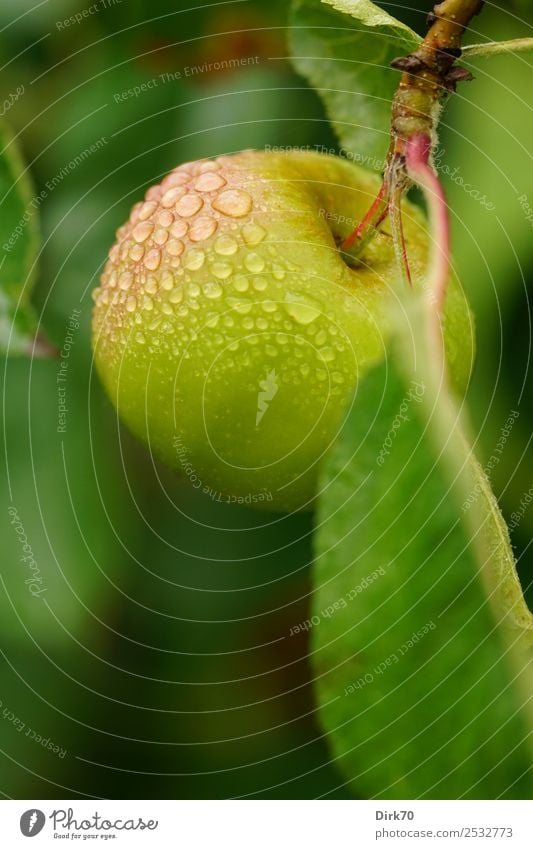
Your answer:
[313,301,533,799]
[0,120,41,355]
[290,0,421,164]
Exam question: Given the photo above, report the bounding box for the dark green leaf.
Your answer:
[290,0,421,164]
[313,303,533,798]
[0,119,41,355]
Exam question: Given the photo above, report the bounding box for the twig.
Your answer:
[342,0,486,260]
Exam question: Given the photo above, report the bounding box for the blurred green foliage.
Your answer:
[1,0,532,798]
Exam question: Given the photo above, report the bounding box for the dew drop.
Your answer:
[161,302,173,315]
[226,296,252,314]
[315,330,328,346]
[176,193,204,217]
[244,252,265,273]
[275,332,289,345]
[161,187,185,208]
[194,172,227,192]
[319,346,335,363]
[183,249,205,271]
[261,300,277,313]
[145,186,159,202]
[144,249,161,271]
[203,281,223,299]
[265,345,277,357]
[145,276,159,295]
[142,295,154,311]
[129,244,145,262]
[119,271,133,290]
[197,160,220,174]
[300,363,310,377]
[242,222,267,246]
[135,331,146,345]
[170,218,188,238]
[161,271,175,291]
[284,293,321,325]
[213,189,252,218]
[233,274,249,292]
[214,234,239,256]
[256,317,268,330]
[316,369,328,381]
[332,371,345,384]
[158,210,174,228]
[211,261,233,280]
[188,282,201,297]
[189,216,217,242]
[206,313,220,328]
[166,239,185,257]
[153,228,169,246]
[242,317,254,330]
[252,277,267,292]
[169,288,183,304]
[126,295,137,312]
[132,221,154,243]
[272,265,286,281]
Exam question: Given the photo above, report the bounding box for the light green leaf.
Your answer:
[290,0,421,164]
[313,300,533,799]
[0,120,41,355]
[324,0,419,38]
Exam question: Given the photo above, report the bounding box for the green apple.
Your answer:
[92,150,474,511]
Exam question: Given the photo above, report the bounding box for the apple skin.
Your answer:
[92,151,474,512]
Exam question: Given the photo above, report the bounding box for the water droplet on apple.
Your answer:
[203,281,223,299]
[244,252,265,273]
[242,222,266,246]
[284,293,321,325]
[183,249,205,270]
[233,274,249,292]
[214,235,239,256]
[144,249,161,271]
[211,261,233,280]
[213,189,252,218]
[176,193,204,217]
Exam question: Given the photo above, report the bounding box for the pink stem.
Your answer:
[341,179,389,254]
[405,134,451,313]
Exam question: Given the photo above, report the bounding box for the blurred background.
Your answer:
[1,0,532,798]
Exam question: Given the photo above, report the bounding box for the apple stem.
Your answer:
[389,173,412,288]
[341,0,485,270]
[405,133,450,314]
[341,178,389,255]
